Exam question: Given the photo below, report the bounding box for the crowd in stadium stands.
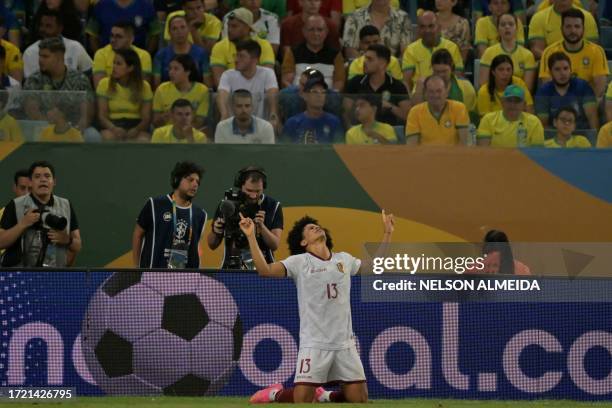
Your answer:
[0,0,610,147]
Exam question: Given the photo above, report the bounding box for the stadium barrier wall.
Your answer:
[0,144,611,271]
[1,270,612,400]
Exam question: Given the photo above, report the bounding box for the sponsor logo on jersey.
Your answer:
[337,262,344,273]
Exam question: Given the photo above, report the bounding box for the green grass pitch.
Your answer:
[5,397,612,407]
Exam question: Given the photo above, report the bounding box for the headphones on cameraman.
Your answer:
[171,163,183,190]
[234,166,267,189]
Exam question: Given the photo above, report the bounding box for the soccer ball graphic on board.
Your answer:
[81,271,243,395]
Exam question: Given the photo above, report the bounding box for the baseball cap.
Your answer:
[227,8,255,32]
[303,76,328,92]
[502,85,525,101]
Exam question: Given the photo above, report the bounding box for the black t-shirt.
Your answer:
[213,194,283,265]
[0,194,79,267]
[345,73,409,126]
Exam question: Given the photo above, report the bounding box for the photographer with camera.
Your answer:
[132,161,207,269]
[207,166,283,269]
[0,161,81,267]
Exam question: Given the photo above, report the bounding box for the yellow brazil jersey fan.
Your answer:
[346,122,397,144]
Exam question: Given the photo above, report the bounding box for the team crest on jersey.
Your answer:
[444,120,452,128]
[163,212,172,222]
[582,57,590,66]
[337,262,344,273]
[176,219,188,239]
[134,16,143,27]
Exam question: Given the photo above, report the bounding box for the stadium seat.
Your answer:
[394,125,406,144]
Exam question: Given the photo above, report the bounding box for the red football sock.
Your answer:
[274,387,294,403]
[329,391,347,402]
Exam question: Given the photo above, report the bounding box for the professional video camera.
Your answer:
[219,189,261,269]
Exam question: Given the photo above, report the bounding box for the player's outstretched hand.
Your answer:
[239,213,255,237]
[382,209,395,235]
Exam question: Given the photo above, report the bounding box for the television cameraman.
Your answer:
[207,166,283,269]
[0,161,81,267]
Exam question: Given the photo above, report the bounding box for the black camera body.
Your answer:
[32,206,68,231]
[221,188,261,249]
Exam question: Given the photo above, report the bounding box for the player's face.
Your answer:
[170,17,190,43]
[301,223,326,246]
[492,62,513,87]
[432,63,452,83]
[551,60,571,85]
[171,106,194,128]
[169,61,189,84]
[554,110,576,136]
[110,27,131,50]
[241,178,263,203]
[497,14,516,40]
[13,177,31,197]
[562,17,584,44]
[178,173,200,199]
[30,167,55,198]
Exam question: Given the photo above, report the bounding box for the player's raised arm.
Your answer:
[358,209,395,275]
[239,214,286,278]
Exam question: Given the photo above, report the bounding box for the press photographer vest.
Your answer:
[14,194,71,267]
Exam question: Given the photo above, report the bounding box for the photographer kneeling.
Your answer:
[0,161,81,267]
[207,166,283,269]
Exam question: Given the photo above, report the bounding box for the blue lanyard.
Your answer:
[171,196,193,245]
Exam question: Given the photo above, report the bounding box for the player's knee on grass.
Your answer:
[293,384,316,403]
[342,382,368,403]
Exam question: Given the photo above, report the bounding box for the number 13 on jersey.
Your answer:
[326,283,338,299]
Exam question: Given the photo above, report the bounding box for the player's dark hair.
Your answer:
[236,39,262,59]
[287,216,333,255]
[171,54,201,83]
[562,8,584,26]
[28,161,56,178]
[359,25,380,40]
[482,229,515,275]
[14,169,29,185]
[488,54,514,102]
[547,51,571,71]
[171,161,203,189]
